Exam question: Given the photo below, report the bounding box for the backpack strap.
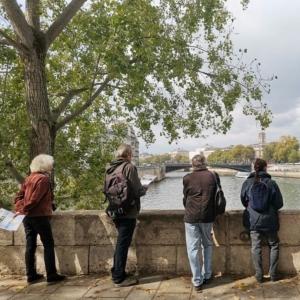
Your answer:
[210,171,222,190]
[120,161,129,175]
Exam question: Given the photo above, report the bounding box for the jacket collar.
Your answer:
[192,165,208,172]
[247,171,271,179]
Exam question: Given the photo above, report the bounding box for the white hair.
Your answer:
[30,154,54,173]
[116,143,132,158]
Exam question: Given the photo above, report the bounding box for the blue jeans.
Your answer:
[250,231,279,279]
[185,222,213,287]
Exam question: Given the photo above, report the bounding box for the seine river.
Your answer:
[141,171,300,210]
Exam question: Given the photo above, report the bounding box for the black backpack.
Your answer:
[248,178,271,213]
[211,172,226,215]
[103,163,132,218]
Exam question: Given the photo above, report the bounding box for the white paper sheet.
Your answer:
[0,208,25,231]
[140,175,157,187]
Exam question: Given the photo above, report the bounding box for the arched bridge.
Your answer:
[165,163,252,173]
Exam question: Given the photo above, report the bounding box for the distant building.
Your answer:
[189,144,219,160]
[169,148,189,159]
[140,152,153,159]
[123,126,139,165]
[250,131,266,158]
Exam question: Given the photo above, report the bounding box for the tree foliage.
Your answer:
[0,0,273,209]
[173,154,190,163]
[140,153,172,165]
[262,142,277,162]
[207,145,255,164]
[263,136,300,163]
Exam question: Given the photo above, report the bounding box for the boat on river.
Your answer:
[235,171,250,178]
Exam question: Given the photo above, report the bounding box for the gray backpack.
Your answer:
[103,163,131,218]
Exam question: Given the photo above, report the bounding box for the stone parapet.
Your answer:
[0,210,300,276]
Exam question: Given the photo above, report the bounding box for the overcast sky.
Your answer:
[140,0,300,154]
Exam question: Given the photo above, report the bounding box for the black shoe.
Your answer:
[47,274,66,284]
[194,285,202,292]
[27,273,44,285]
[203,277,213,285]
[114,276,138,287]
[255,275,263,283]
[270,275,282,282]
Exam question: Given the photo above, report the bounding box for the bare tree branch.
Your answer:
[0,28,29,53]
[0,0,34,48]
[45,0,87,49]
[199,70,215,78]
[51,87,88,121]
[25,0,40,30]
[55,77,110,130]
[199,70,254,94]
[5,161,25,184]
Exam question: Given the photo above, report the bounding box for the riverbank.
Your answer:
[208,168,236,176]
[269,171,300,179]
[210,168,300,179]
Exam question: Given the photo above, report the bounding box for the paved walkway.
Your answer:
[1,274,300,299]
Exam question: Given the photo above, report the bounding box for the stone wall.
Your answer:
[1,210,300,276]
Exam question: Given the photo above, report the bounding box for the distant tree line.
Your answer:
[140,153,189,164]
[207,145,255,164]
[263,136,300,163]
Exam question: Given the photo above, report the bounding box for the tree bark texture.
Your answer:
[22,48,55,159]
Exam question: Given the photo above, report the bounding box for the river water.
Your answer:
[141,171,300,210]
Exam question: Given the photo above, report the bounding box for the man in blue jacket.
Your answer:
[241,158,283,283]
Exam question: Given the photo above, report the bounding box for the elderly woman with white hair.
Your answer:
[14,154,65,284]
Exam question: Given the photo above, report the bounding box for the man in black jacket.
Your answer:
[183,154,220,290]
[105,144,146,287]
[241,158,283,283]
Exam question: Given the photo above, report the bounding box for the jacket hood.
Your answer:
[247,171,271,179]
[106,158,127,174]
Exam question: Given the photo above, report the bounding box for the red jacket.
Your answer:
[14,172,53,217]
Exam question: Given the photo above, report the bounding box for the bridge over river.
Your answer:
[165,163,252,173]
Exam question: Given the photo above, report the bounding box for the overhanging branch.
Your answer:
[55,77,110,130]
[0,28,29,53]
[25,0,40,30]
[5,161,25,184]
[0,0,34,48]
[51,87,88,121]
[45,0,87,49]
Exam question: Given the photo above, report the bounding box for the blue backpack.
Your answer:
[248,179,271,213]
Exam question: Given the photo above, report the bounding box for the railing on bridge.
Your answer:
[164,163,251,173]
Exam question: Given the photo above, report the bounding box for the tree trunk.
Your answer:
[22,44,54,160]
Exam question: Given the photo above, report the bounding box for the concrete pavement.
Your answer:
[1,274,300,299]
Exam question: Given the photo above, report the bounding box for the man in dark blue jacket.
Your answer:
[241,158,283,283]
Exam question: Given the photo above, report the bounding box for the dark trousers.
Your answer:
[23,216,57,278]
[111,218,136,283]
[250,230,279,278]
